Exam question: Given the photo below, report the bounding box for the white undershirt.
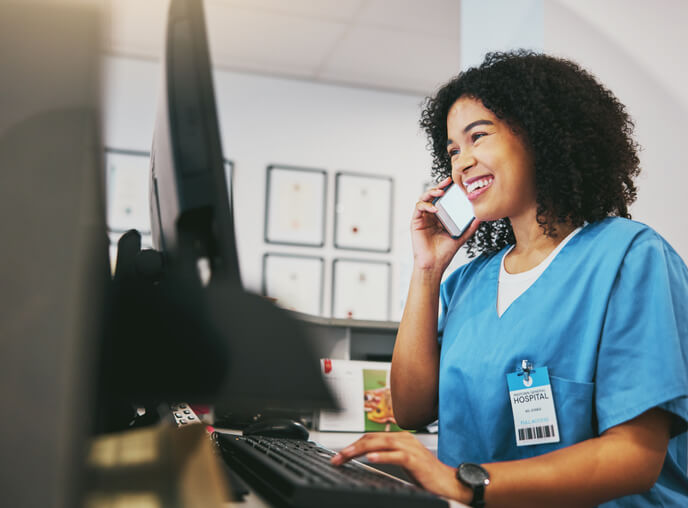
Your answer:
[497,226,583,317]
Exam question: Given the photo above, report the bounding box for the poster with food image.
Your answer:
[363,369,402,432]
[319,360,404,432]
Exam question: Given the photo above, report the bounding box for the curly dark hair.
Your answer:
[420,50,641,257]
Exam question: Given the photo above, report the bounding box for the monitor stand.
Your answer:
[96,229,230,433]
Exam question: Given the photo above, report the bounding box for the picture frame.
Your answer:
[105,148,152,234]
[262,253,324,316]
[334,171,393,252]
[264,164,327,247]
[331,258,391,321]
[105,151,234,269]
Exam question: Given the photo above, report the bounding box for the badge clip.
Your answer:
[518,359,534,387]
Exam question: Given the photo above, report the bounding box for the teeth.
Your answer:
[466,177,492,193]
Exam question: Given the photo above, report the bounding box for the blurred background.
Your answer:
[101,0,688,320]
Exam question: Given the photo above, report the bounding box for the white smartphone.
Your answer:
[432,182,475,238]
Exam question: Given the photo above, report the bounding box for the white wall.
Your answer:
[544,0,688,261]
[460,0,543,70]
[103,55,432,321]
[104,0,688,324]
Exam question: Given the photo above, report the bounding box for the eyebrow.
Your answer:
[446,119,495,147]
[463,119,494,134]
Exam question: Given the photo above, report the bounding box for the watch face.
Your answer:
[459,463,489,486]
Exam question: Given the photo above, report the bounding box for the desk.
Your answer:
[216,429,468,508]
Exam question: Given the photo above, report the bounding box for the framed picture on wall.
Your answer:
[105,148,152,234]
[262,253,324,316]
[331,258,390,321]
[264,165,327,247]
[334,172,393,252]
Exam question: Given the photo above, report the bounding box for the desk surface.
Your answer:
[217,429,467,508]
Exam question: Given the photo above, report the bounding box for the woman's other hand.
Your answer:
[330,432,471,503]
[412,176,480,273]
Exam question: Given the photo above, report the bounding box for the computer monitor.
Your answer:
[139,0,335,414]
[149,0,241,288]
[0,2,108,505]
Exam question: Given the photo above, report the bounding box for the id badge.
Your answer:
[506,363,560,446]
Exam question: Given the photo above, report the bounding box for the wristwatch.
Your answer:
[456,462,490,507]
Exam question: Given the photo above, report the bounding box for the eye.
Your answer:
[471,132,487,142]
[448,147,460,157]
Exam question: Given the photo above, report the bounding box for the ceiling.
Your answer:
[104,0,461,95]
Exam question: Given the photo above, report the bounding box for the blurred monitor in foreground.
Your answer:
[0,2,108,506]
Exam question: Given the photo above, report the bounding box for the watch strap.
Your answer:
[472,484,486,508]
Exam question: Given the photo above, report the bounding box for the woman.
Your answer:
[331,51,688,507]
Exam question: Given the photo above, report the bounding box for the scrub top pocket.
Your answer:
[550,375,596,444]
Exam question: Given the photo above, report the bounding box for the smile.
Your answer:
[464,175,494,199]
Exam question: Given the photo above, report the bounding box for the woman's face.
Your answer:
[446,96,537,224]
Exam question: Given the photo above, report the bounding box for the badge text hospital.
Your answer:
[507,361,560,447]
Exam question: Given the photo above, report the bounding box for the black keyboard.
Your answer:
[214,433,449,508]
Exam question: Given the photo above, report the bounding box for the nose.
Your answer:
[451,149,476,181]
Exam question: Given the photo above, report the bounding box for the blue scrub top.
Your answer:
[437,218,688,507]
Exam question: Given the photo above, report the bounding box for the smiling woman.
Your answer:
[421,50,640,258]
[332,51,688,508]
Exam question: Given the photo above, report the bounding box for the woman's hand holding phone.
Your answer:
[411,177,480,273]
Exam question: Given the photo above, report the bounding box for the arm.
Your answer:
[483,408,672,507]
[390,267,444,429]
[390,177,480,429]
[332,408,672,506]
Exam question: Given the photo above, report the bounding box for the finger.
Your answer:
[365,450,409,466]
[331,441,382,465]
[437,176,452,188]
[415,200,438,215]
[419,187,445,201]
[418,177,452,202]
[366,451,424,486]
[334,432,420,462]
[331,433,408,465]
[411,204,439,224]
